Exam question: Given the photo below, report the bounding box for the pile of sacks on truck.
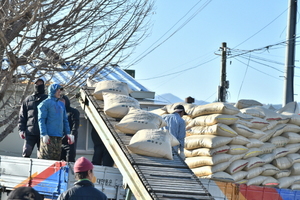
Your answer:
[88,79,300,189]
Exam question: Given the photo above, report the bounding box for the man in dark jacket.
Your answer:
[18,78,48,157]
[60,95,80,162]
[57,157,108,200]
[91,125,114,167]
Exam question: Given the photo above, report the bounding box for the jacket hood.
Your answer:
[62,95,71,112]
[48,84,63,97]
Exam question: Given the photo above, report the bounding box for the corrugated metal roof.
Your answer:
[3,58,151,93]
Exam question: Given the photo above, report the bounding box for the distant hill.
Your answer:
[155,93,209,105]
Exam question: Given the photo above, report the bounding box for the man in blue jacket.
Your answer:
[37,84,73,160]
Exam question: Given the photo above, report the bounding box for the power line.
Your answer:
[126,0,213,68]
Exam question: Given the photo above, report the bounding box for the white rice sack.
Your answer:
[278,177,295,189]
[127,129,173,160]
[162,102,197,115]
[261,120,278,132]
[285,143,300,154]
[259,143,276,154]
[261,177,279,187]
[236,180,248,184]
[247,176,268,186]
[187,114,238,127]
[235,99,263,109]
[201,171,234,182]
[191,166,212,177]
[284,124,300,133]
[93,80,132,100]
[227,145,248,155]
[282,132,300,144]
[259,129,275,142]
[261,164,280,176]
[252,106,283,122]
[272,157,293,170]
[235,119,253,128]
[243,148,263,159]
[292,175,300,183]
[229,123,255,138]
[103,92,140,118]
[269,136,289,148]
[285,114,300,126]
[277,101,299,115]
[273,147,289,159]
[248,129,265,139]
[244,157,265,171]
[240,107,266,119]
[229,153,246,163]
[258,153,275,164]
[229,135,250,145]
[115,108,166,134]
[249,117,270,130]
[235,113,254,121]
[246,138,264,148]
[290,184,300,190]
[287,153,300,164]
[186,124,237,137]
[212,161,231,173]
[271,124,287,137]
[232,171,248,182]
[185,154,232,168]
[189,102,240,118]
[246,167,264,179]
[182,115,193,125]
[184,135,233,150]
[150,108,168,116]
[86,78,97,87]
[226,160,248,174]
[184,145,230,157]
[273,170,291,179]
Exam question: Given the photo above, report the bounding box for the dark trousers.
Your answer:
[22,135,40,158]
[92,142,114,166]
[91,127,114,167]
[61,135,77,162]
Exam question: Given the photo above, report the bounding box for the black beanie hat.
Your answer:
[7,187,43,200]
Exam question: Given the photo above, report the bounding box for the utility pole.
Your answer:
[283,0,297,105]
[218,42,229,102]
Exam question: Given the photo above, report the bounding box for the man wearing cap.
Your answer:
[18,78,48,158]
[162,104,187,160]
[37,83,74,160]
[57,157,108,200]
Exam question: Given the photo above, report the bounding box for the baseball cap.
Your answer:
[7,187,43,200]
[174,105,187,115]
[74,157,94,173]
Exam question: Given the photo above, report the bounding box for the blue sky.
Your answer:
[124,0,296,105]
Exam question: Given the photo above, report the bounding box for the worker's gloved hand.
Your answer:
[67,134,74,145]
[42,135,50,144]
[179,149,185,160]
[19,131,25,139]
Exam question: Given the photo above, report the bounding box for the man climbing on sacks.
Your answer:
[162,104,187,160]
[37,83,74,160]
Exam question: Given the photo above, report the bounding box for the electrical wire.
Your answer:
[126,0,213,68]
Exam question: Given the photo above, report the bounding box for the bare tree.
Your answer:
[0,0,154,141]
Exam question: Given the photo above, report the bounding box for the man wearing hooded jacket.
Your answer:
[37,84,73,160]
[60,95,80,162]
[18,78,48,158]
